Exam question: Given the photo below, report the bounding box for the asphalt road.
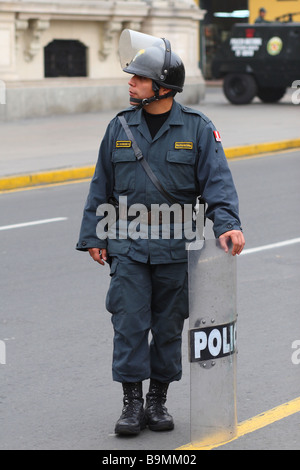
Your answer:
[0,149,299,450]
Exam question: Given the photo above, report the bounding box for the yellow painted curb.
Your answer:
[177,395,300,451]
[0,165,95,191]
[0,138,299,191]
[226,138,300,159]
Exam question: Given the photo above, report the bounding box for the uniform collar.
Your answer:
[125,101,184,143]
[127,100,184,127]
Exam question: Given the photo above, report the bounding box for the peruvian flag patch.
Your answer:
[213,130,222,142]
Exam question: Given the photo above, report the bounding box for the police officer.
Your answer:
[255,8,269,23]
[76,30,245,436]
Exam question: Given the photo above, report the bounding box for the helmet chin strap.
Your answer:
[130,92,174,109]
[130,80,174,109]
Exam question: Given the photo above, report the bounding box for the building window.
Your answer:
[44,40,87,77]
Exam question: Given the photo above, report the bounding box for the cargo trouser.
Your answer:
[106,255,189,383]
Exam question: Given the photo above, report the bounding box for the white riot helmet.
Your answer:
[119,29,185,107]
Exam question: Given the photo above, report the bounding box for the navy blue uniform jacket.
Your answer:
[76,101,242,264]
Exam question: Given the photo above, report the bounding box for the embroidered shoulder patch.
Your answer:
[116,141,132,148]
[174,142,193,150]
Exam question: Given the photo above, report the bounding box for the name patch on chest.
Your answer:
[116,141,132,148]
[174,142,193,150]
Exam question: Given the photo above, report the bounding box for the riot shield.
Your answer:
[188,239,238,447]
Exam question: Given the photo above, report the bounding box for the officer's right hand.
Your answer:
[219,230,245,256]
[88,248,107,266]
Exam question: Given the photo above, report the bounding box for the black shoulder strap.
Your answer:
[118,115,181,206]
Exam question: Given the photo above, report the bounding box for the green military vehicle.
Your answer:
[212,14,300,104]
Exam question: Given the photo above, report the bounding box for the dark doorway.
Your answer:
[44,40,87,77]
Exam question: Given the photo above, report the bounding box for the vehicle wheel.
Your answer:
[257,87,286,103]
[223,74,257,105]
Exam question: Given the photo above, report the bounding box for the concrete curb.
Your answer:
[1,138,300,192]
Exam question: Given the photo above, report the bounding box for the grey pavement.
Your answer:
[0,150,299,450]
[0,86,299,178]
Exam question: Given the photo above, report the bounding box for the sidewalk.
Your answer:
[0,86,299,191]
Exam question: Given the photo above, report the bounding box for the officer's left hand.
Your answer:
[219,230,245,256]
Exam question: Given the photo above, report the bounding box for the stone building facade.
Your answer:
[0,0,205,120]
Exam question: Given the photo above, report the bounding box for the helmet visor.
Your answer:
[119,29,165,70]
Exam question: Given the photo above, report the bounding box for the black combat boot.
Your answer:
[145,379,174,431]
[115,382,146,435]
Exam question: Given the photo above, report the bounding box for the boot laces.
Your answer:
[121,398,142,418]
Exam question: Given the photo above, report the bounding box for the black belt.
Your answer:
[120,209,193,225]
